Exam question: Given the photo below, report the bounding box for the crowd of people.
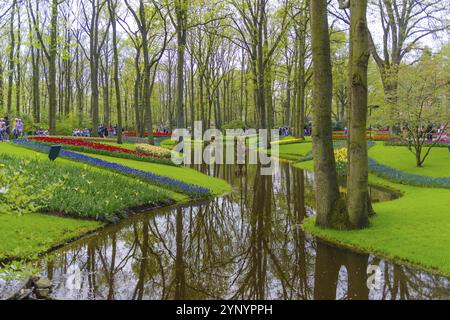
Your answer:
[72,124,123,138]
[279,127,291,137]
[34,128,49,136]
[0,116,25,142]
[72,128,92,137]
[97,124,121,137]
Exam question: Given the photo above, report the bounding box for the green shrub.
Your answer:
[221,120,248,130]
[0,160,61,216]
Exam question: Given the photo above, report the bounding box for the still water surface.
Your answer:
[34,160,450,300]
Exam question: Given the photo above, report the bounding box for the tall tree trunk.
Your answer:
[89,0,102,136]
[347,0,371,229]
[15,4,21,115]
[0,59,4,111]
[175,0,187,129]
[64,30,71,116]
[108,0,122,144]
[48,0,58,134]
[134,47,142,136]
[190,55,195,131]
[137,1,155,144]
[310,0,349,229]
[240,47,245,122]
[296,44,306,138]
[29,0,41,123]
[76,48,83,127]
[199,71,205,129]
[285,63,292,127]
[7,1,16,114]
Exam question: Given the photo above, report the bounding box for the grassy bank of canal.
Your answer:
[0,142,231,262]
[296,148,450,277]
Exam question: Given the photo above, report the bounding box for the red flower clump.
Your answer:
[29,136,161,159]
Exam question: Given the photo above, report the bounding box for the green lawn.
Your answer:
[265,142,313,161]
[369,142,450,178]
[296,159,450,277]
[76,152,232,195]
[0,145,104,260]
[0,213,101,261]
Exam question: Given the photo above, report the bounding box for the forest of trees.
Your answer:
[0,0,447,137]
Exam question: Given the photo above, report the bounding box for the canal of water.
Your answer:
[27,159,450,300]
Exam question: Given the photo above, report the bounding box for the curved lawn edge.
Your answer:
[369,142,450,178]
[295,159,450,278]
[300,173,450,278]
[0,196,206,263]
[368,157,450,189]
[0,213,103,263]
[302,217,450,278]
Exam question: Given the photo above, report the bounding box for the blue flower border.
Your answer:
[13,139,212,198]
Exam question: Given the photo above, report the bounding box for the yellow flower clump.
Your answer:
[334,147,348,164]
[135,144,172,158]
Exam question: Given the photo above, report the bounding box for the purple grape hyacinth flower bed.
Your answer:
[13,139,212,198]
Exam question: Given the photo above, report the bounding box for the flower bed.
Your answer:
[62,136,126,143]
[384,140,449,148]
[13,140,212,198]
[333,134,388,141]
[28,136,175,166]
[368,157,450,189]
[0,153,173,222]
[135,144,172,158]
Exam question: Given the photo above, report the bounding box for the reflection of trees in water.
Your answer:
[314,241,369,300]
[40,163,450,300]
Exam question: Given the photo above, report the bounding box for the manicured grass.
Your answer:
[265,142,313,161]
[296,159,450,277]
[278,142,312,156]
[369,142,450,178]
[76,152,232,196]
[0,213,101,261]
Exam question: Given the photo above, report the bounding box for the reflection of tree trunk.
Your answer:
[314,241,340,300]
[174,207,186,299]
[346,252,369,300]
[391,265,409,300]
[247,165,272,299]
[294,169,308,298]
[87,242,97,298]
[134,221,149,300]
[295,169,307,222]
[47,259,54,281]
[107,234,117,300]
